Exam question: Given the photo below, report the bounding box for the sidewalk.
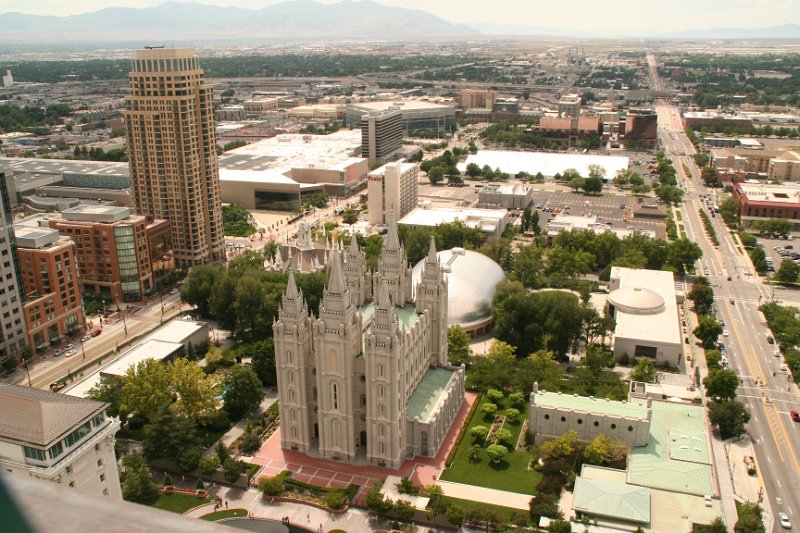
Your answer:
[709,435,741,527]
[184,485,404,533]
[203,393,278,458]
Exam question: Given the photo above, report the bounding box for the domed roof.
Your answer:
[412,248,506,326]
[608,286,665,315]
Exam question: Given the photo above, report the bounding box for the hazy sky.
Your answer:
[0,0,798,31]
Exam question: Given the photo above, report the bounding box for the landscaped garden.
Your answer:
[151,492,210,514]
[440,390,541,494]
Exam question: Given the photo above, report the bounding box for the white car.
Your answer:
[65,349,76,357]
[779,512,791,529]
[723,329,729,337]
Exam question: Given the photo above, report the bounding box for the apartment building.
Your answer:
[0,383,121,498]
[459,89,497,110]
[558,94,581,119]
[124,47,224,267]
[47,206,172,302]
[14,227,83,355]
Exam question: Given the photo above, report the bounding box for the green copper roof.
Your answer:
[532,390,649,420]
[628,401,713,496]
[358,302,420,333]
[406,368,454,422]
[573,470,651,524]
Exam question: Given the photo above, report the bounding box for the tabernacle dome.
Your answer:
[412,247,506,336]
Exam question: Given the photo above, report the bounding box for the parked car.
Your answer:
[82,335,91,342]
[744,456,757,475]
[791,410,800,422]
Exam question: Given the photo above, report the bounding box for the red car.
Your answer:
[792,411,800,422]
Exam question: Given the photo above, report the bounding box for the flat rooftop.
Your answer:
[399,206,507,233]
[0,157,130,177]
[406,367,456,423]
[148,319,207,343]
[368,161,417,177]
[736,182,800,205]
[573,466,651,524]
[101,340,183,377]
[531,390,650,420]
[458,150,629,179]
[348,100,455,113]
[628,401,714,496]
[609,267,681,348]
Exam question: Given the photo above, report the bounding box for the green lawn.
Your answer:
[152,492,210,514]
[441,495,529,523]
[440,395,541,494]
[200,509,248,521]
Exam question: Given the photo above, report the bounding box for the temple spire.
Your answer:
[426,236,438,264]
[386,210,400,251]
[328,250,346,294]
[285,269,299,299]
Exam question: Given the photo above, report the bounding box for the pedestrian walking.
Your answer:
[225,500,228,509]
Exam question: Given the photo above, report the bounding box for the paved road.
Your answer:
[650,53,800,532]
[7,292,186,390]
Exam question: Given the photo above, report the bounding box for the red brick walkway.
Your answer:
[248,392,477,505]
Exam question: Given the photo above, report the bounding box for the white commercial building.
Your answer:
[0,383,121,499]
[399,205,509,237]
[458,150,629,180]
[607,267,683,368]
[367,161,419,225]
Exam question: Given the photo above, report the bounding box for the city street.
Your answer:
[651,55,800,532]
[6,291,187,391]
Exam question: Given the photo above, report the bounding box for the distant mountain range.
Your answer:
[0,1,797,44]
[465,21,800,40]
[0,0,478,43]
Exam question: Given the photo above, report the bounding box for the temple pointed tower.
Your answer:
[313,250,363,463]
[416,237,449,366]
[273,268,315,452]
[377,212,412,307]
[343,231,370,307]
[364,278,406,468]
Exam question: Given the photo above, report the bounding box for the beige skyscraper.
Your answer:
[124,47,224,267]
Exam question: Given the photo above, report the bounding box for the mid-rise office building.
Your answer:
[346,100,457,136]
[459,89,496,110]
[14,227,83,355]
[558,94,581,119]
[367,161,419,225]
[46,206,172,302]
[361,108,403,167]
[124,47,224,267]
[0,166,27,365]
[0,383,121,498]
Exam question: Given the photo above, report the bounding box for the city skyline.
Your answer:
[0,0,797,33]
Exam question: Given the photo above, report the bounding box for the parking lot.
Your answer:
[758,235,797,274]
[531,190,666,239]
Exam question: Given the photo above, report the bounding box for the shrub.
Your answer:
[480,403,497,418]
[163,474,173,486]
[508,392,525,408]
[444,393,482,467]
[199,456,219,478]
[239,434,261,455]
[323,490,348,510]
[470,425,489,442]
[175,448,201,474]
[207,410,231,432]
[486,444,508,463]
[223,459,244,483]
[494,428,513,445]
[486,389,504,403]
[259,475,285,496]
[393,499,416,519]
[505,408,520,422]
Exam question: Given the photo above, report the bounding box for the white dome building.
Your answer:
[412,247,506,336]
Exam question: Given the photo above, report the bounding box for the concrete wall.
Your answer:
[613,336,683,368]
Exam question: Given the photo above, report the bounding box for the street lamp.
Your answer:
[79,336,86,359]
[116,287,127,336]
[22,357,32,388]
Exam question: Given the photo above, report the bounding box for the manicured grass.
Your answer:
[440,395,541,495]
[327,530,349,533]
[200,508,248,521]
[152,492,210,514]
[441,495,529,522]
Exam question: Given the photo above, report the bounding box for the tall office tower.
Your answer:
[361,108,403,167]
[124,48,224,267]
[0,166,27,364]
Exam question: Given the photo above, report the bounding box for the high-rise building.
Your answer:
[273,220,464,469]
[558,94,581,119]
[124,48,224,267]
[367,161,419,225]
[361,108,403,167]
[0,166,27,364]
[14,227,84,356]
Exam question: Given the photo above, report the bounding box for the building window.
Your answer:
[560,416,566,422]
[48,442,64,460]
[66,465,72,474]
[332,383,339,410]
[23,446,45,461]
[100,473,105,482]
[68,482,75,488]
[628,426,633,432]
[544,414,550,420]
[577,419,583,425]
[97,459,103,467]
[611,424,617,430]
[95,443,101,452]
[594,421,599,427]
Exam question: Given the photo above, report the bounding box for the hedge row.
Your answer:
[444,393,483,468]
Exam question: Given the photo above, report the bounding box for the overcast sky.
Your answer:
[0,0,797,31]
